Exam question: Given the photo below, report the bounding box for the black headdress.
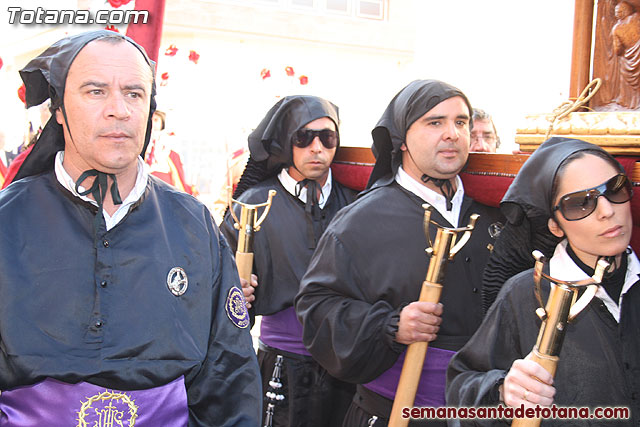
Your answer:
[13,30,157,183]
[482,137,624,311]
[366,79,473,190]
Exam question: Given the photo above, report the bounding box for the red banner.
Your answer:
[126,0,166,63]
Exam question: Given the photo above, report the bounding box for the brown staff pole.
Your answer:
[389,205,479,427]
[511,251,608,427]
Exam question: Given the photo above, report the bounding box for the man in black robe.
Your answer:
[221,95,357,426]
[0,30,260,426]
[295,80,503,426]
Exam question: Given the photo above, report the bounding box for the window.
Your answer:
[357,0,383,19]
[326,0,349,13]
[203,0,386,20]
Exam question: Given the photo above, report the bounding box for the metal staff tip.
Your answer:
[422,203,479,259]
[230,189,277,232]
[532,250,610,322]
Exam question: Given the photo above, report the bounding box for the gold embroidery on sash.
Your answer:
[77,391,138,427]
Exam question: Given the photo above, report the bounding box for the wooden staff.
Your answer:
[389,205,479,427]
[511,251,609,427]
[228,190,276,282]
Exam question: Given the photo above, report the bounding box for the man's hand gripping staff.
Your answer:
[389,205,479,427]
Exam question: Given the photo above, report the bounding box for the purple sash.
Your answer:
[260,306,311,356]
[364,347,455,407]
[0,376,188,426]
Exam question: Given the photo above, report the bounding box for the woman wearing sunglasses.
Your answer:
[445,137,640,425]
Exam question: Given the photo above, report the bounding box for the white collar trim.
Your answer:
[394,165,464,227]
[277,167,333,209]
[54,151,149,230]
[549,240,640,322]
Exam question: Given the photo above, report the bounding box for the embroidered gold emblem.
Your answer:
[226,286,250,328]
[77,390,138,427]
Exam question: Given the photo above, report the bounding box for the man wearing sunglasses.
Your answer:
[296,80,504,426]
[221,95,357,427]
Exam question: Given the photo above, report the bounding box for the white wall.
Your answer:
[410,1,575,153]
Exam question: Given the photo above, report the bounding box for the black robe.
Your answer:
[222,174,357,427]
[0,171,261,426]
[295,181,502,387]
[446,255,640,426]
[221,175,356,316]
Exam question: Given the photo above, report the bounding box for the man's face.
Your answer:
[56,39,152,176]
[470,119,498,153]
[401,96,470,182]
[289,117,337,184]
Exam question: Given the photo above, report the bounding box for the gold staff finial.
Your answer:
[229,191,277,283]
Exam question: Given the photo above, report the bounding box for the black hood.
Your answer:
[367,79,472,189]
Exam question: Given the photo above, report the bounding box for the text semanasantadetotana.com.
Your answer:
[402,404,630,420]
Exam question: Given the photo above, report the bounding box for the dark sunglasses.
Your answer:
[293,129,339,149]
[552,173,633,221]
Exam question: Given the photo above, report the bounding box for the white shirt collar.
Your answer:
[277,167,333,209]
[394,165,464,227]
[549,240,640,322]
[54,151,149,231]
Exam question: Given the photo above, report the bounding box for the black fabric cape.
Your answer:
[221,176,356,316]
[13,30,157,183]
[295,182,503,385]
[0,171,261,426]
[447,260,640,426]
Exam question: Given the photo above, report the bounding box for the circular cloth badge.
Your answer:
[225,287,250,329]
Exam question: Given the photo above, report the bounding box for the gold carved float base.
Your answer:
[515,112,640,155]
